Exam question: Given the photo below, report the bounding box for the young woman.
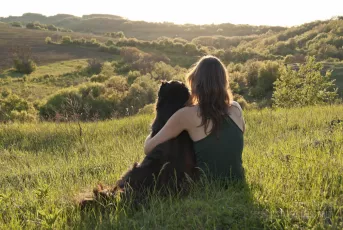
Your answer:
[144,55,245,180]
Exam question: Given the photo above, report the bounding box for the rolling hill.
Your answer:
[0,13,286,40]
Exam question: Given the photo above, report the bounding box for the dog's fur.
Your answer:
[80,81,197,210]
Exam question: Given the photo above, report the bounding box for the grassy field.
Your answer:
[1,106,342,229]
[0,23,115,70]
[0,59,97,101]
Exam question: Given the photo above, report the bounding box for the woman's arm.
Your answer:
[144,107,189,155]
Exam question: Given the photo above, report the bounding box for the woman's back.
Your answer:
[183,102,245,180]
[144,55,246,181]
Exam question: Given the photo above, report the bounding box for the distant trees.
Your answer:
[25,22,72,32]
[61,36,72,44]
[10,22,22,27]
[273,57,338,107]
[105,31,125,38]
[86,59,103,74]
[39,74,158,120]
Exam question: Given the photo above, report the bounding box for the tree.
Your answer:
[10,46,37,74]
[273,56,338,108]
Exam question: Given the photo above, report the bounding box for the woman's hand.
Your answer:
[144,107,189,155]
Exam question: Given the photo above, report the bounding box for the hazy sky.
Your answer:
[1,0,342,26]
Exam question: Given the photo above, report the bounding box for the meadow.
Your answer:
[1,106,342,229]
[1,12,343,229]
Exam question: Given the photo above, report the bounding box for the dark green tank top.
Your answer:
[193,116,244,180]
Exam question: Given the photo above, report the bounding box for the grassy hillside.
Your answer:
[0,23,114,70]
[0,59,98,101]
[0,106,342,229]
[0,13,286,40]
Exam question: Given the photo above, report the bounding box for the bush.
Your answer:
[11,46,37,74]
[1,88,12,98]
[40,83,118,121]
[0,93,37,122]
[47,24,58,31]
[86,59,102,74]
[122,75,158,114]
[105,40,115,46]
[45,36,52,44]
[61,36,72,44]
[256,61,281,92]
[90,74,110,83]
[13,58,36,74]
[245,61,262,87]
[151,62,175,81]
[230,71,247,94]
[10,22,22,27]
[106,76,129,92]
[273,56,338,107]
[284,55,295,64]
[120,47,143,63]
[127,71,141,85]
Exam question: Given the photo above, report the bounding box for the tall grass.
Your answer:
[1,106,343,229]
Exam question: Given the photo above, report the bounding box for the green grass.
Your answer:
[1,106,343,229]
[0,59,88,79]
[0,59,94,101]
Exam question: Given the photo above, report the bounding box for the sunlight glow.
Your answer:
[1,0,343,26]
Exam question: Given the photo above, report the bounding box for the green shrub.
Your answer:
[1,88,12,98]
[11,46,37,74]
[13,58,36,74]
[256,61,281,92]
[90,74,110,83]
[0,93,37,122]
[26,22,35,29]
[45,36,52,44]
[230,71,247,94]
[100,62,115,77]
[122,75,158,114]
[47,24,57,31]
[151,62,175,81]
[10,22,22,27]
[39,79,131,121]
[127,71,141,85]
[105,40,115,46]
[86,59,102,74]
[61,36,72,44]
[245,61,262,87]
[105,76,129,92]
[273,56,338,107]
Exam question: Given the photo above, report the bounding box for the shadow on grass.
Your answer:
[74,178,267,229]
[0,69,24,78]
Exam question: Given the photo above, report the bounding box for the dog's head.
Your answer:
[151,81,190,136]
[156,80,190,110]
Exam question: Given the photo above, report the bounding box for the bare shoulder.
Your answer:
[176,106,199,127]
[178,105,198,118]
[228,101,245,133]
[228,101,243,117]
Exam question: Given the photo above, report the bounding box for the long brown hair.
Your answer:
[187,55,233,135]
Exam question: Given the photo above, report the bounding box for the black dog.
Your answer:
[80,81,197,209]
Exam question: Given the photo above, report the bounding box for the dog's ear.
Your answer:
[160,80,167,85]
